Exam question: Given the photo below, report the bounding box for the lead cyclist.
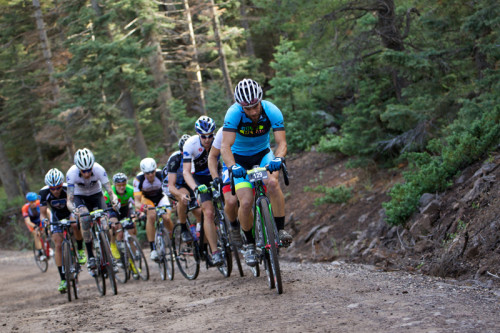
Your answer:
[220,78,293,267]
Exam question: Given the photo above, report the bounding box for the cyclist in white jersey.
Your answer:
[208,127,242,246]
[182,116,223,266]
[66,148,118,271]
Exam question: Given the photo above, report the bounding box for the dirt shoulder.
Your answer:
[1,250,499,332]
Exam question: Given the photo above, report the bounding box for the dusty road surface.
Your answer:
[1,250,499,333]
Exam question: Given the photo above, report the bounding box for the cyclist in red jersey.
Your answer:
[22,192,45,260]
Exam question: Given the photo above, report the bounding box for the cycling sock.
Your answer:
[85,242,94,258]
[275,216,285,230]
[150,242,155,251]
[180,223,188,232]
[57,266,65,281]
[76,239,83,251]
[229,220,239,229]
[38,249,43,256]
[243,229,255,244]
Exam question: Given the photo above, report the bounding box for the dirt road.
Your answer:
[1,250,499,332]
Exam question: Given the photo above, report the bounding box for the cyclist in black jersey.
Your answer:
[163,134,202,242]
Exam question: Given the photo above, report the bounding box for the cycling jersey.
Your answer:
[222,100,285,156]
[104,184,134,219]
[66,162,110,196]
[213,127,230,184]
[182,135,211,176]
[133,170,164,204]
[164,151,186,185]
[22,200,40,223]
[39,184,71,221]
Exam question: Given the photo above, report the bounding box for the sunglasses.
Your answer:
[81,168,92,174]
[49,185,63,191]
[145,171,155,175]
[200,134,214,139]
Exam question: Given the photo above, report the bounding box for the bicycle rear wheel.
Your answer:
[33,240,48,272]
[260,200,283,294]
[172,224,200,280]
[100,231,117,295]
[127,235,149,281]
[62,241,72,301]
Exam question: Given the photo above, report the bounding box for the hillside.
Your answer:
[282,147,500,284]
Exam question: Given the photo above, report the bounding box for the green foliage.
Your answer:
[304,184,352,206]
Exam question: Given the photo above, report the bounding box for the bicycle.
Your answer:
[230,163,289,294]
[210,181,244,278]
[51,218,81,302]
[172,183,236,280]
[81,208,118,296]
[119,217,149,281]
[151,205,175,281]
[32,221,54,273]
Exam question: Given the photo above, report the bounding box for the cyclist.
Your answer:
[22,192,44,260]
[133,157,172,261]
[208,127,242,246]
[103,173,135,260]
[66,148,119,273]
[39,168,85,292]
[221,78,293,267]
[162,134,202,243]
[182,116,223,266]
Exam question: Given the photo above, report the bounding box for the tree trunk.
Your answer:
[117,82,149,158]
[183,0,206,114]
[32,0,60,102]
[210,0,233,104]
[239,0,255,57]
[0,138,21,199]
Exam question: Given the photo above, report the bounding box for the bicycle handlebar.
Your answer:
[230,162,289,196]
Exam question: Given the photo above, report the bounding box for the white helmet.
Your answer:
[45,168,64,187]
[74,148,95,170]
[140,157,157,173]
[234,78,263,107]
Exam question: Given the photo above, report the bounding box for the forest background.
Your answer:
[0,0,498,231]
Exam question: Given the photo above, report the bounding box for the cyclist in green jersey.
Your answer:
[103,173,136,259]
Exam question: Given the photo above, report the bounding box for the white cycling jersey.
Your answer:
[182,135,210,176]
[213,127,223,150]
[66,162,110,196]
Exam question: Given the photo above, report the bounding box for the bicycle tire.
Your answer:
[172,223,199,280]
[100,231,118,295]
[62,241,72,301]
[93,237,105,296]
[216,215,232,278]
[114,243,128,284]
[33,240,48,272]
[127,235,149,281]
[155,230,167,280]
[71,243,79,300]
[162,228,175,281]
[260,200,283,294]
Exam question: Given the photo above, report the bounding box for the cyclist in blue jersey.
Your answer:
[221,78,293,267]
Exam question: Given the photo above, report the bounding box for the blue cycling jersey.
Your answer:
[222,100,284,156]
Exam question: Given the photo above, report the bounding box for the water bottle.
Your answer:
[196,222,201,239]
[190,224,198,241]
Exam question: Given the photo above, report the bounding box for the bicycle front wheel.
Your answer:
[33,240,48,272]
[172,224,200,280]
[260,199,283,294]
[100,231,118,295]
[127,235,149,281]
[62,241,72,301]
[93,237,105,296]
[216,216,232,278]
[114,243,128,284]
[156,228,174,281]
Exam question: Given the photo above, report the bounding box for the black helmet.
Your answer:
[178,134,191,151]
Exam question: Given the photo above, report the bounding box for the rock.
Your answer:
[472,162,498,178]
[419,193,435,208]
[304,225,323,243]
[410,215,433,236]
[461,175,495,203]
[420,200,440,220]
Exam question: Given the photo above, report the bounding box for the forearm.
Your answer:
[208,150,220,179]
[66,187,76,212]
[183,172,197,191]
[221,145,235,168]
